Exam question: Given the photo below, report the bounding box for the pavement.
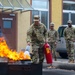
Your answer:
[43,58,75,70]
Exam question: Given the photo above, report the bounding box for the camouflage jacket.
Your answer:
[63,27,75,41]
[27,23,48,45]
[48,29,58,43]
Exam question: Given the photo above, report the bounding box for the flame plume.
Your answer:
[0,37,31,61]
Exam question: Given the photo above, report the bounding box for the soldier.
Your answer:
[63,20,75,63]
[26,15,48,64]
[48,22,58,61]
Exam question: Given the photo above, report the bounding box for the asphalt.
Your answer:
[43,59,75,70]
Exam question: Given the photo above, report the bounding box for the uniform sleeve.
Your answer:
[63,28,67,40]
[55,31,59,41]
[73,28,75,40]
[26,25,33,42]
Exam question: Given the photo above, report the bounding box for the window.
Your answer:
[63,1,75,10]
[3,21,12,28]
[71,14,75,24]
[41,11,48,28]
[32,0,49,29]
[63,13,68,24]
[63,0,75,24]
[32,0,48,9]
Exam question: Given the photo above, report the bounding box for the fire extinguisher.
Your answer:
[44,43,52,64]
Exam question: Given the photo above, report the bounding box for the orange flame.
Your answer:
[0,37,31,61]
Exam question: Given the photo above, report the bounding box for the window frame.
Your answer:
[63,0,75,24]
[3,20,12,29]
[32,0,49,29]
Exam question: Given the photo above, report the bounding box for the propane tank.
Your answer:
[44,43,52,64]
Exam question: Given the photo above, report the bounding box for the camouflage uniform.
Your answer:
[27,23,48,63]
[48,28,58,61]
[64,26,75,62]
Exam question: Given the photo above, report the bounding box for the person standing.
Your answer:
[26,15,48,64]
[63,20,75,63]
[48,22,58,61]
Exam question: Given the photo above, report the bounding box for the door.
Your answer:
[0,13,17,50]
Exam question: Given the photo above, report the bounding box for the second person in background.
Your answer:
[48,22,59,61]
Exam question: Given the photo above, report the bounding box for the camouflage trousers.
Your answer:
[66,40,74,61]
[49,42,57,60]
[31,44,44,64]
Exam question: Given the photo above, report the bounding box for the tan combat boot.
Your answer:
[69,60,74,63]
[70,60,74,63]
[54,57,57,61]
[68,60,71,63]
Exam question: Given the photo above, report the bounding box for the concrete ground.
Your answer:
[43,58,75,70]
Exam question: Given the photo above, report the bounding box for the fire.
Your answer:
[0,37,31,61]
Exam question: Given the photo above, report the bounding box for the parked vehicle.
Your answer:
[56,25,75,58]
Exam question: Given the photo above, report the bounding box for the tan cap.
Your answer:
[50,22,54,26]
[67,20,72,24]
[34,15,39,21]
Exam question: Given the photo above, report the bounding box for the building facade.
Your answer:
[0,0,74,52]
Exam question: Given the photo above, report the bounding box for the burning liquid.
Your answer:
[0,37,31,61]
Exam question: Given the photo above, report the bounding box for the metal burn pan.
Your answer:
[0,62,42,75]
[0,63,8,75]
[8,63,42,75]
